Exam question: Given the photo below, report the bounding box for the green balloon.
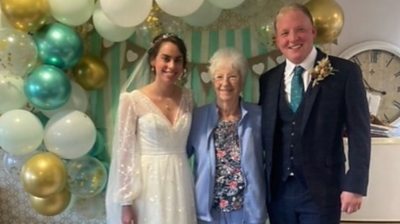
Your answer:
[88,131,105,157]
[34,22,83,69]
[24,65,71,110]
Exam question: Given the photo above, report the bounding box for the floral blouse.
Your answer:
[212,120,245,212]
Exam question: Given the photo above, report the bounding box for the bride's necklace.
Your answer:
[149,84,178,112]
[157,95,175,112]
[164,101,171,111]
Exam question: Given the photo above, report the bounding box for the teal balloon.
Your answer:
[66,156,108,198]
[24,65,71,110]
[34,23,83,69]
[94,148,110,165]
[102,161,110,173]
[34,111,49,126]
[88,131,105,157]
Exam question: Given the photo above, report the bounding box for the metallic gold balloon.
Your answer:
[305,0,344,44]
[29,187,71,216]
[21,152,67,197]
[0,0,51,32]
[72,55,108,90]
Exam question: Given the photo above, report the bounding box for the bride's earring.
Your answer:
[177,69,187,86]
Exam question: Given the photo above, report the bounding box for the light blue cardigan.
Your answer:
[187,101,268,224]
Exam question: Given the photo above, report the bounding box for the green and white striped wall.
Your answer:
[86,27,282,153]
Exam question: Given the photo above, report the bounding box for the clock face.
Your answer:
[350,49,400,124]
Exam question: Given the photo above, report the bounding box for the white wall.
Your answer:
[331,0,400,56]
[332,1,400,221]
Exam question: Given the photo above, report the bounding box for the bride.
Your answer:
[106,33,196,224]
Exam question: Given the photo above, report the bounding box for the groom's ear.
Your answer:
[312,26,317,39]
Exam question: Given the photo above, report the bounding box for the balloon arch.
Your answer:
[0,0,344,219]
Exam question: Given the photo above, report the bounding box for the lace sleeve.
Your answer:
[106,92,142,224]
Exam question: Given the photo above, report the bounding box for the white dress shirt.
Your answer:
[284,47,318,103]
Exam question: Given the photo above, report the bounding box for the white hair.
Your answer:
[208,48,248,82]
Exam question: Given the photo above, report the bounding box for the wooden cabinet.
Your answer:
[341,138,400,222]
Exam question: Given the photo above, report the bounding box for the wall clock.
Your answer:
[339,41,400,125]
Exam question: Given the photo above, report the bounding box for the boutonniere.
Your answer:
[310,56,337,87]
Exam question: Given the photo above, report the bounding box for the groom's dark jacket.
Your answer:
[259,48,371,207]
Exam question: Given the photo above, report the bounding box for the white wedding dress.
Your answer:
[106,89,197,224]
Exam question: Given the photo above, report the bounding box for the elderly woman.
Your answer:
[187,48,267,224]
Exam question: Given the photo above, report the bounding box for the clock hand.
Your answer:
[363,78,386,95]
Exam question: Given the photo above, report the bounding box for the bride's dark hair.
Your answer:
[147,33,187,69]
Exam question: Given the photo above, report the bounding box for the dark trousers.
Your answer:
[268,176,341,224]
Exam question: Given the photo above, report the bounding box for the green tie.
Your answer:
[290,66,304,112]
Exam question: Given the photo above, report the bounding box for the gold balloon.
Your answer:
[29,187,71,216]
[0,0,51,32]
[305,0,344,44]
[21,152,67,198]
[72,55,108,90]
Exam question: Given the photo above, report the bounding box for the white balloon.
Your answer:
[93,7,136,42]
[0,74,27,113]
[156,0,204,17]
[99,0,152,27]
[182,0,222,27]
[0,109,43,156]
[41,81,88,118]
[208,0,245,9]
[44,110,96,159]
[49,0,96,26]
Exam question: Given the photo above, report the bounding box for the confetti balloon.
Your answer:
[0,28,38,77]
[66,156,108,198]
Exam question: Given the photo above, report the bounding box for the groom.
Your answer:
[259,3,371,224]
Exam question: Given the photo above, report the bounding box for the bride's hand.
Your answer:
[122,205,136,224]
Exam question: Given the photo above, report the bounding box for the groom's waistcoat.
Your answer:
[272,84,306,183]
